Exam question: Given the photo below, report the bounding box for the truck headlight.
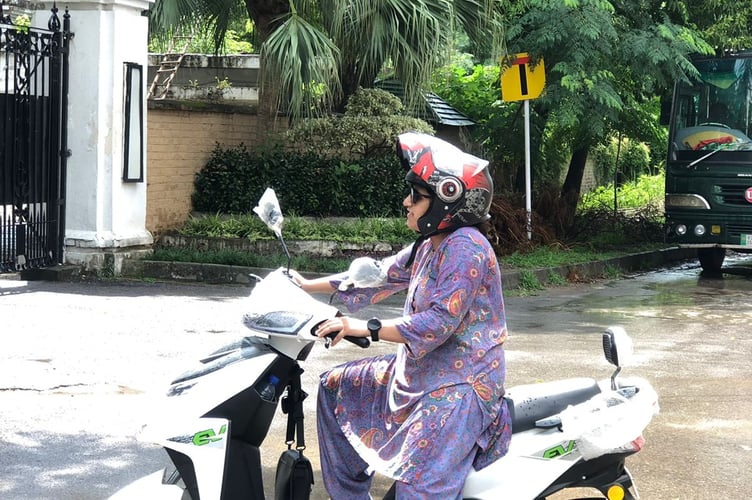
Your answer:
[665,194,710,209]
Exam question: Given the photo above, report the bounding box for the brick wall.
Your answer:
[146,101,281,234]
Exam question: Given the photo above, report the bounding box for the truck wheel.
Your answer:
[698,248,725,272]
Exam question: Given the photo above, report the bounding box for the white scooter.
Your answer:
[111,189,658,500]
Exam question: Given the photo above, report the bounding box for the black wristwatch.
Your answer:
[367,317,381,342]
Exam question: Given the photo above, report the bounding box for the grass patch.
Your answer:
[180,213,415,245]
[154,198,669,278]
[501,245,619,269]
[603,264,622,279]
[517,270,543,292]
[150,248,351,274]
[547,272,568,286]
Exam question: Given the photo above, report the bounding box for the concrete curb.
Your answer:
[112,247,699,290]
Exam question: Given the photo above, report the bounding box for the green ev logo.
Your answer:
[192,424,228,446]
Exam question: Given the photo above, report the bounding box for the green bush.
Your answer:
[285,88,434,159]
[591,137,653,186]
[579,173,664,211]
[192,145,408,217]
[192,87,436,217]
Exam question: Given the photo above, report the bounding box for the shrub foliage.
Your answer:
[192,88,435,217]
[284,88,434,159]
[192,145,408,217]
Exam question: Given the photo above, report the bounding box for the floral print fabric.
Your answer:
[319,226,512,488]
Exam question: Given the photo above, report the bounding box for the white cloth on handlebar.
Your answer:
[337,256,395,291]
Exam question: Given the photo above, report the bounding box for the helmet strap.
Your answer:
[404,234,427,269]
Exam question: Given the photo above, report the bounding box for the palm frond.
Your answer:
[150,0,245,54]
[261,13,342,120]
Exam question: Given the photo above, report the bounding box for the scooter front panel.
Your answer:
[156,352,279,421]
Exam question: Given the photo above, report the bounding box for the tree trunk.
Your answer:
[559,145,589,231]
[245,1,290,133]
[338,60,380,113]
[338,62,361,113]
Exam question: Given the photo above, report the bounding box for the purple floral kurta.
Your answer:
[319,226,512,489]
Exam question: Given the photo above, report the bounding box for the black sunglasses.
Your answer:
[410,186,432,204]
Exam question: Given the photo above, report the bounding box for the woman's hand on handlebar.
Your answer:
[286,269,309,288]
[287,269,336,294]
[315,317,368,348]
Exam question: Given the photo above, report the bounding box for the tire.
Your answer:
[698,248,725,273]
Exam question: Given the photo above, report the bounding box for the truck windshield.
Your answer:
[670,55,752,154]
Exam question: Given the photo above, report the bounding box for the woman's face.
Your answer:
[404,185,432,232]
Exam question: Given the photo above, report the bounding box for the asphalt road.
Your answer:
[1,257,751,499]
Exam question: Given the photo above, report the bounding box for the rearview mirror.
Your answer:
[252,187,290,270]
[602,326,633,390]
[252,188,284,238]
[602,326,633,368]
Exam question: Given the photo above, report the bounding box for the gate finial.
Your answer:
[49,2,61,32]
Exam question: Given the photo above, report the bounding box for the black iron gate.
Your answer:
[0,4,71,273]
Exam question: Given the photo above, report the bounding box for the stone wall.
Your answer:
[146,101,283,234]
[147,54,260,102]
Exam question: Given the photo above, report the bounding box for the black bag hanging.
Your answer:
[274,367,314,500]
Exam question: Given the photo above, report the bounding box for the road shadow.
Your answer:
[0,430,299,499]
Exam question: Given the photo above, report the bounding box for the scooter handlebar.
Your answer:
[267,269,371,349]
[344,334,371,348]
[318,330,371,349]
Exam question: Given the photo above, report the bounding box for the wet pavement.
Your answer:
[1,257,751,499]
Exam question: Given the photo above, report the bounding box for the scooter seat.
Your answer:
[504,377,601,433]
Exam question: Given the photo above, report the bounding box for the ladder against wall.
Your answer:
[148,33,194,100]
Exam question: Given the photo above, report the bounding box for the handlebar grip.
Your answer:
[317,330,371,349]
[345,335,371,348]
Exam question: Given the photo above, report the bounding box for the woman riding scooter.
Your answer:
[291,132,512,499]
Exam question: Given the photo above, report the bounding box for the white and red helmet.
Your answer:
[397,132,493,236]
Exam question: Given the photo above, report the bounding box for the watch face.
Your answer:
[367,318,381,331]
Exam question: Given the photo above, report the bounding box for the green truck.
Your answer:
[665,50,752,272]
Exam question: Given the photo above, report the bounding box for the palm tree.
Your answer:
[149,0,506,121]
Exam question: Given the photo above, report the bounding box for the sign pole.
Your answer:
[500,52,544,242]
[524,99,532,240]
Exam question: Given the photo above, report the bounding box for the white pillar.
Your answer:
[37,0,154,273]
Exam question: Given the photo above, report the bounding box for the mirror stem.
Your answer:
[610,366,621,391]
[275,230,292,273]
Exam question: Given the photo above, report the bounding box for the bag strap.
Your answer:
[282,365,308,452]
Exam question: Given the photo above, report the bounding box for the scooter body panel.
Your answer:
[463,427,583,499]
[143,417,230,500]
[153,351,279,423]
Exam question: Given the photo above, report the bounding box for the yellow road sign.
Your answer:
[500,53,545,101]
